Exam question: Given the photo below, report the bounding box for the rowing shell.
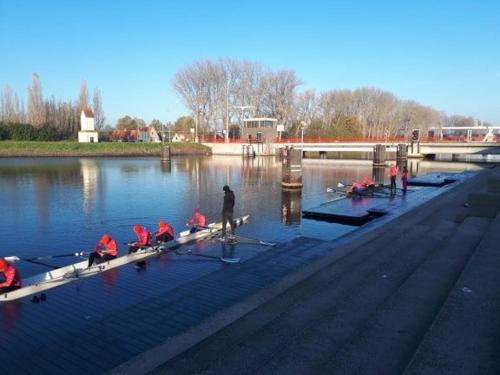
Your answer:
[1,215,250,302]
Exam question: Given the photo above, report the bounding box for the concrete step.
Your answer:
[405,214,500,375]
[155,220,458,375]
[316,216,491,375]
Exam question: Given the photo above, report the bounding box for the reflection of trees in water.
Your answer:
[0,160,83,225]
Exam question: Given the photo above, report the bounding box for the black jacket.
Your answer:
[222,190,235,213]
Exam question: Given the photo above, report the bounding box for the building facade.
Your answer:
[78,108,99,143]
[241,118,278,143]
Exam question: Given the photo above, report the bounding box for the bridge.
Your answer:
[204,138,500,157]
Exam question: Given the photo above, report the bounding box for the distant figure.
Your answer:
[88,234,118,268]
[389,164,398,192]
[349,181,364,197]
[401,166,409,193]
[252,149,256,158]
[155,220,175,243]
[187,209,206,233]
[0,258,21,293]
[222,185,236,241]
[362,176,375,189]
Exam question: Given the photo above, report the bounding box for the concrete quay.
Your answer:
[152,167,500,375]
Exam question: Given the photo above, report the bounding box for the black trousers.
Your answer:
[88,253,116,267]
[390,176,397,190]
[222,211,235,237]
[156,233,174,243]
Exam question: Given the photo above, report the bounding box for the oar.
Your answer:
[231,235,276,247]
[176,249,240,264]
[5,252,87,264]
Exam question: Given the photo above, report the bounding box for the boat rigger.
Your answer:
[0,215,250,302]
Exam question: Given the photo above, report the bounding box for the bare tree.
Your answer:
[27,73,45,127]
[92,88,105,130]
[78,80,89,113]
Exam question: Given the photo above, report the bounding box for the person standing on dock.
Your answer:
[389,164,398,192]
[222,185,236,241]
[155,220,175,243]
[88,234,118,267]
[187,209,206,233]
[401,166,408,193]
[0,258,22,293]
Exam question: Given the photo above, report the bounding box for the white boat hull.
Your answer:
[1,215,249,302]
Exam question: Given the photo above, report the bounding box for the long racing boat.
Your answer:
[1,215,250,302]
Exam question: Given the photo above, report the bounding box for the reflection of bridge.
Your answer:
[205,140,500,157]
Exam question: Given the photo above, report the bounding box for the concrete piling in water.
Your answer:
[281,148,303,189]
[372,166,386,186]
[160,145,171,162]
[396,143,408,170]
[373,144,386,167]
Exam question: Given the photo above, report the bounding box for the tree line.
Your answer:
[173,58,491,139]
[0,73,105,140]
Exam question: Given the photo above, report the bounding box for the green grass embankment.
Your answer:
[0,141,211,157]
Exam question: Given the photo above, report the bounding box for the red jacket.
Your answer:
[389,165,398,177]
[0,265,22,288]
[156,223,174,239]
[95,239,118,257]
[134,227,151,246]
[188,214,206,228]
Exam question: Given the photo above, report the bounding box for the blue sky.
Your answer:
[1,0,499,125]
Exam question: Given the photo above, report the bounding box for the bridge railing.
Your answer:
[205,136,500,144]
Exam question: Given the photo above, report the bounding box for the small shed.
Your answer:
[78,108,99,143]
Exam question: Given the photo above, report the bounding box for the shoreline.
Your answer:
[0,141,211,157]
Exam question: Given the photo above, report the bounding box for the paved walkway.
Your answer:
[152,167,500,375]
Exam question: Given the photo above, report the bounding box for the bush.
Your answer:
[0,122,62,141]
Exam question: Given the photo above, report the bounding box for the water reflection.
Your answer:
[281,189,302,225]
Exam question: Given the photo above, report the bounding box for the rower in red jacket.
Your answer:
[128,225,151,254]
[88,234,118,267]
[362,176,376,189]
[0,258,22,293]
[187,209,206,233]
[155,220,175,243]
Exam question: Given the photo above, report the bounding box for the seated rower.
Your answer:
[362,176,376,189]
[155,220,175,243]
[128,224,151,269]
[348,181,364,196]
[128,224,151,253]
[88,234,118,268]
[0,258,22,294]
[187,209,206,233]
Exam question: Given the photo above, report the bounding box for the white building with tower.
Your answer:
[78,108,99,143]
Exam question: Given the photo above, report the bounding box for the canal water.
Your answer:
[0,156,485,278]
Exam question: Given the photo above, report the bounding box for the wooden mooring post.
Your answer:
[281,148,303,189]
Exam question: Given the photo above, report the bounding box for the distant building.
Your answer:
[110,127,161,142]
[78,108,99,143]
[241,118,278,143]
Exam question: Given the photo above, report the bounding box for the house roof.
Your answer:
[83,108,94,118]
